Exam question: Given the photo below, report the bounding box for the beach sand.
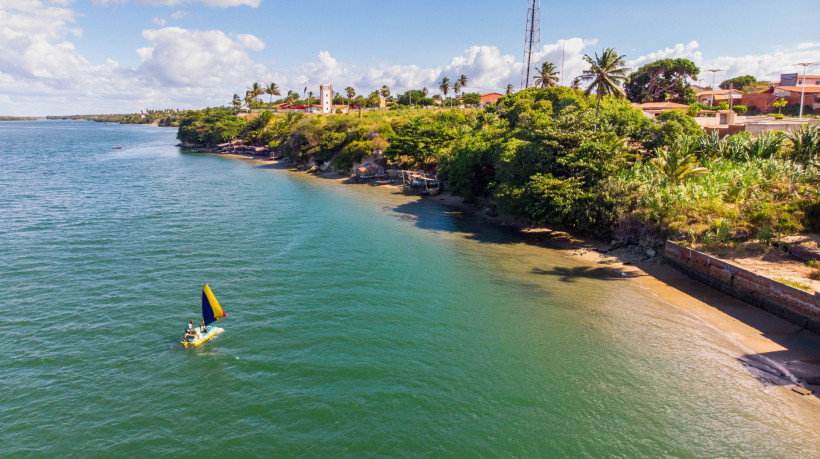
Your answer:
[213,151,820,411]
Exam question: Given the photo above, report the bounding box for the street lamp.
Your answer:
[797,62,816,119]
[707,69,722,107]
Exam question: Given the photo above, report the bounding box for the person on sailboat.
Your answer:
[183,321,197,341]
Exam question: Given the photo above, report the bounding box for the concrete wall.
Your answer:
[663,241,820,334]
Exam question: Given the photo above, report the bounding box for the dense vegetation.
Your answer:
[46,109,187,126]
[177,85,820,244]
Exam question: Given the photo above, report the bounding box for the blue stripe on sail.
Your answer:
[202,289,217,325]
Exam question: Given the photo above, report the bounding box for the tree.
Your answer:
[307,91,314,111]
[265,82,281,104]
[231,94,241,110]
[773,97,787,114]
[571,77,581,90]
[462,92,481,106]
[244,91,254,108]
[623,58,699,103]
[719,75,756,91]
[439,77,451,106]
[581,48,629,119]
[422,87,429,98]
[455,74,468,100]
[380,85,390,99]
[249,82,264,104]
[505,84,514,95]
[534,61,559,88]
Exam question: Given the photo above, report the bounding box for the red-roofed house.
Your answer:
[696,89,743,106]
[480,93,504,106]
[632,102,689,116]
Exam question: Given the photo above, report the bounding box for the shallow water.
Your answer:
[1,120,818,456]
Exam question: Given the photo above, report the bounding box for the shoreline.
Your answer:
[206,149,820,408]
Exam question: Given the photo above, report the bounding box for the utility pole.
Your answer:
[707,69,722,107]
[797,62,815,119]
[520,0,541,90]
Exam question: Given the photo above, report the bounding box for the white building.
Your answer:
[320,84,333,114]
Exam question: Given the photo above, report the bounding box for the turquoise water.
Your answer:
[1,120,817,456]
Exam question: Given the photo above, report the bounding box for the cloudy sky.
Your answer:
[1,0,819,116]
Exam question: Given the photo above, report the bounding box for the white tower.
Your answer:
[320,84,333,114]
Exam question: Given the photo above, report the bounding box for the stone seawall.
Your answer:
[663,241,820,334]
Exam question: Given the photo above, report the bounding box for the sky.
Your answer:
[1,0,819,116]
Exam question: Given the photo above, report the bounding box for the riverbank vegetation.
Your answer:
[46,109,187,126]
[177,57,819,247]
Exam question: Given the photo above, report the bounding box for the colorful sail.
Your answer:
[201,284,226,326]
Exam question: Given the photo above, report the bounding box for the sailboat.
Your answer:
[181,284,227,348]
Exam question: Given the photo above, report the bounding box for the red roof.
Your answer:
[634,102,689,109]
[775,86,820,94]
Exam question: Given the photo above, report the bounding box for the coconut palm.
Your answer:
[439,77,451,107]
[534,61,559,88]
[457,74,468,93]
[380,85,390,99]
[580,48,629,119]
[505,84,514,95]
[307,91,314,112]
[571,77,581,91]
[249,82,264,104]
[422,87,429,98]
[231,94,241,110]
[265,82,280,104]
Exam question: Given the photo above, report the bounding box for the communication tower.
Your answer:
[521,0,541,89]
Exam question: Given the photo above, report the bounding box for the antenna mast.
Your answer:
[521,0,541,89]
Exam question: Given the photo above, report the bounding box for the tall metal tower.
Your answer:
[520,0,541,89]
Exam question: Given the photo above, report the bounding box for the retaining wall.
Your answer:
[663,241,820,334]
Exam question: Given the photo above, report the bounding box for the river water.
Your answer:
[1,120,817,456]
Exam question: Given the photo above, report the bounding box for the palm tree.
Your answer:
[231,94,241,110]
[580,48,629,119]
[651,141,708,184]
[422,87,429,98]
[456,74,468,102]
[453,80,462,101]
[265,82,280,104]
[250,82,264,104]
[307,91,314,112]
[505,83,514,95]
[244,91,254,108]
[439,77,451,107]
[534,61,559,88]
[570,77,581,91]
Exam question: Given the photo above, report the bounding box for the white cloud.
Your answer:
[137,27,266,87]
[152,17,166,26]
[629,41,702,69]
[535,38,598,85]
[170,10,188,19]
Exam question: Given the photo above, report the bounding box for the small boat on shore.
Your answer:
[111,146,122,149]
[181,284,227,348]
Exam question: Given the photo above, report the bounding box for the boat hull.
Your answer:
[181,326,219,348]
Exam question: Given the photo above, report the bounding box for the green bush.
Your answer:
[732,105,748,115]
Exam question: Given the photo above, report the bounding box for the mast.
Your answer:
[520,0,541,89]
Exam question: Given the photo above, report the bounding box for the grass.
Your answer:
[775,278,813,292]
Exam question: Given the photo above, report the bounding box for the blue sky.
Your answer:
[1,0,819,115]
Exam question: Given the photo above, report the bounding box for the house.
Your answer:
[479,93,504,106]
[772,86,820,113]
[776,73,820,87]
[632,102,689,116]
[696,89,743,106]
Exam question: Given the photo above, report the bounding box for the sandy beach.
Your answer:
[212,150,820,412]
